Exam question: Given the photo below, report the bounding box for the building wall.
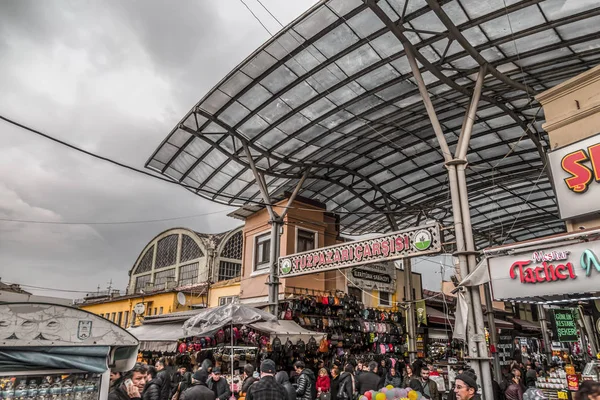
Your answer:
[537,65,600,232]
[79,291,201,328]
[208,281,241,308]
[240,199,337,301]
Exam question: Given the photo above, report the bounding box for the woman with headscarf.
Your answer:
[384,367,402,389]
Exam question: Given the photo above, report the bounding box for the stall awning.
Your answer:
[127,323,182,352]
[250,320,326,343]
[511,318,542,332]
[427,307,514,330]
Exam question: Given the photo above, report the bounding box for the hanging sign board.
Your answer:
[547,132,600,219]
[350,262,396,292]
[278,223,442,278]
[486,238,600,300]
[551,309,578,343]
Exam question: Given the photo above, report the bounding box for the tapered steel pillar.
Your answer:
[404,258,417,363]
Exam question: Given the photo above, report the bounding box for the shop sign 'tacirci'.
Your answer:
[487,240,600,300]
[278,223,442,278]
[548,132,600,219]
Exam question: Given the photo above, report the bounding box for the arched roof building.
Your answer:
[128,226,243,294]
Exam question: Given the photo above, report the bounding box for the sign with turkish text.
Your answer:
[278,223,441,277]
[548,132,600,219]
[486,239,600,300]
[551,309,578,343]
[350,262,396,292]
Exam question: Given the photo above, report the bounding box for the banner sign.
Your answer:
[278,223,442,278]
[548,132,600,219]
[350,263,396,292]
[551,309,578,343]
[486,239,600,300]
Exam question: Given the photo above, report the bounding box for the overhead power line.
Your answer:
[0,209,231,226]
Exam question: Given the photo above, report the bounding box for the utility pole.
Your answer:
[404,258,417,363]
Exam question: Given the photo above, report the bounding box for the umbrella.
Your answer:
[182,303,277,390]
[182,303,277,337]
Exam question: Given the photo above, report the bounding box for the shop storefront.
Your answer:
[485,229,600,397]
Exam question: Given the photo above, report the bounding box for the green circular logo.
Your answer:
[280,259,292,274]
[413,229,432,251]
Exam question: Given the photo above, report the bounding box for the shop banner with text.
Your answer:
[551,309,578,343]
[278,223,442,278]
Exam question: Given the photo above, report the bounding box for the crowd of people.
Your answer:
[107,357,487,400]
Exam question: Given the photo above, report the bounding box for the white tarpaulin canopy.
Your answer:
[127,323,182,352]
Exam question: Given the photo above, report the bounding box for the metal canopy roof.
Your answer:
[147,0,600,248]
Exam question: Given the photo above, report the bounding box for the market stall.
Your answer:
[0,302,139,400]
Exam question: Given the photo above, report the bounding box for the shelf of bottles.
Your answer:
[0,373,101,400]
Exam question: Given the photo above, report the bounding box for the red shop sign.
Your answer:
[509,250,576,284]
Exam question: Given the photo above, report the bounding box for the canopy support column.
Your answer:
[380,20,493,395]
[242,144,310,316]
[403,258,417,363]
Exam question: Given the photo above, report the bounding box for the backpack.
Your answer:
[319,338,329,353]
[296,339,306,354]
[272,336,282,352]
[285,339,294,355]
[307,336,318,353]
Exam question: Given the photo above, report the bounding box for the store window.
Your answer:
[159,307,163,315]
[297,229,316,252]
[379,292,391,307]
[154,308,158,315]
[219,296,239,306]
[111,312,116,322]
[99,313,103,318]
[124,311,129,328]
[134,274,151,292]
[117,312,123,327]
[154,268,176,288]
[218,261,241,281]
[155,234,178,268]
[254,233,271,270]
[179,263,199,286]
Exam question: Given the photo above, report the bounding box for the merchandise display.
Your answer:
[0,373,100,400]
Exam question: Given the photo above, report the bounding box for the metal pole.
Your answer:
[404,258,417,363]
[457,160,493,400]
[484,282,502,382]
[538,305,553,360]
[268,220,281,316]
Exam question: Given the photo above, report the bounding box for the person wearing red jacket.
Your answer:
[316,368,331,398]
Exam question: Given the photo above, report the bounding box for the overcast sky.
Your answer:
[0,0,450,300]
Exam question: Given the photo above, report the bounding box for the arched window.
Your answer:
[220,231,243,260]
[134,246,154,274]
[181,234,203,262]
[155,234,178,269]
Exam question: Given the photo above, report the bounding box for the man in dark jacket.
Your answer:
[207,368,231,400]
[337,365,355,400]
[294,361,316,400]
[181,370,215,400]
[172,366,188,397]
[357,362,381,394]
[504,369,523,400]
[143,367,162,400]
[241,365,258,394]
[155,360,172,400]
[454,370,480,400]
[418,368,440,400]
[109,364,149,400]
[247,360,287,400]
[275,371,296,400]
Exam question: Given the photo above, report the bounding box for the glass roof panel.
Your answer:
[313,23,360,58]
[346,8,386,38]
[294,6,338,40]
[148,0,597,242]
[336,44,381,76]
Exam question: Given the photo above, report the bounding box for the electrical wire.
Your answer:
[0,209,232,225]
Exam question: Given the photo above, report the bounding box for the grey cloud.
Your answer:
[0,0,319,299]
